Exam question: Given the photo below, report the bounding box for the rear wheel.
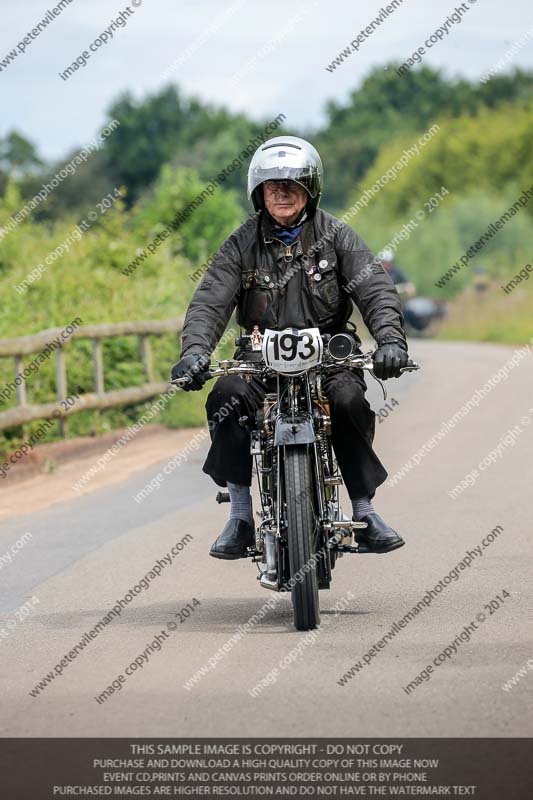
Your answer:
[283,445,320,630]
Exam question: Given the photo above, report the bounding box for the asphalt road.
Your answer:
[1,340,532,737]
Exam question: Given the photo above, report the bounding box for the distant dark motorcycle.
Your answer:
[173,326,418,631]
[403,296,439,332]
[395,284,445,335]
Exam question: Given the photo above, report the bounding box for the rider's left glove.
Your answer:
[372,341,408,380]
[171,354,211,391]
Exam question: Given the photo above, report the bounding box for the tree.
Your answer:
[103,86,198,203]
[0,131,43,178]
[103,85,286,207]
[315,65,533,210]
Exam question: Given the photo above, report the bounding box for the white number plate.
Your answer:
[262,327,323,374]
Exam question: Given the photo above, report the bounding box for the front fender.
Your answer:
[274,419,315,446]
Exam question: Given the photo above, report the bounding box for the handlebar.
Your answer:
[170,353,420,388]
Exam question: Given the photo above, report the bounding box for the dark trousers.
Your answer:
[203,370,387,500]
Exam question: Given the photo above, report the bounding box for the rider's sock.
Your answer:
[228,482,252,524]
[351,496,376,520]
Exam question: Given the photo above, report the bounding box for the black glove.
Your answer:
[373,341,408,380]
[171,354,211,391]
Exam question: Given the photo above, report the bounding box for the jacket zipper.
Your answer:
[265,235,296,262]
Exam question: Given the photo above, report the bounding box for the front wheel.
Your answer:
[283,445,320,631]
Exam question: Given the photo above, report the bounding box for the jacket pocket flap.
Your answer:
[242,270,275,289]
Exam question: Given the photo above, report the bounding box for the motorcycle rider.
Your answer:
[171,136,410,559]
[378,247,416,297]
[379,247,439,333]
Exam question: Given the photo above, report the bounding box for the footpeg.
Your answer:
[242,547,260,558]
[324,520,367,531]
[216,491,230,503]
[338,544,372,554]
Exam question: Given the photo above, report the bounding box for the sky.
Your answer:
[1,0,533,162]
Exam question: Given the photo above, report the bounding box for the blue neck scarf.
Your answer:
[268,209,307,245]
[273,224,304,244]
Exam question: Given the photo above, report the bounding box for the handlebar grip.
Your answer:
[170,372,214,387]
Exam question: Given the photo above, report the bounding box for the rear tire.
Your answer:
[284,445,320,631]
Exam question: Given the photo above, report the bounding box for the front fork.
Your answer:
[255,374,368,592]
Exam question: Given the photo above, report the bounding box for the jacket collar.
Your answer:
[261,210,313,245]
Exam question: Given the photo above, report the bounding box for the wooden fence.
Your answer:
[0,318,184,433]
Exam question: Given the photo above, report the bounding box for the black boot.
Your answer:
[210,519,256,560]
[354,513,405,554]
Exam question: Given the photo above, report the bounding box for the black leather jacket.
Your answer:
[180,208,406,357]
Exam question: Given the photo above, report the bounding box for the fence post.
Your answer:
[93,339,104,394]
[139,335,154,383]
[14,355,27,407]
[55,346,68,437]
[0,318,183,434]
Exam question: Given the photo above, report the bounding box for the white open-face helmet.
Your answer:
[247,135,323,215]
[379,247,394,262]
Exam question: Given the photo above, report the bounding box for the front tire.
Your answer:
[284,445,320,631]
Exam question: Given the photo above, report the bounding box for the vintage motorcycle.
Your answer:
[173,326,418,631]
